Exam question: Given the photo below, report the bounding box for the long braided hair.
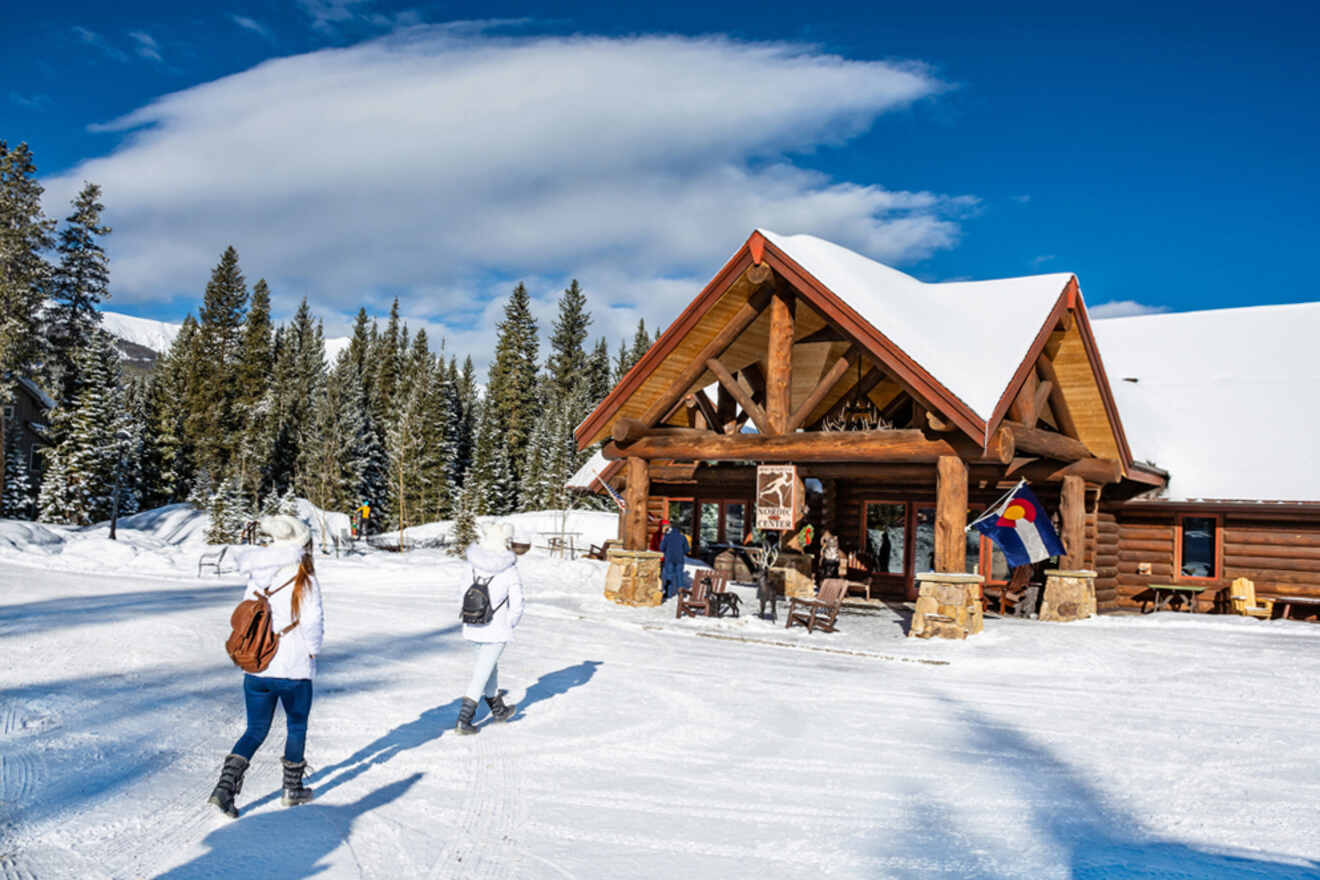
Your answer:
[291,545,315,618]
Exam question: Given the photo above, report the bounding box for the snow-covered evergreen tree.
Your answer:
[0,141,55,385]
[188,247,249,479]
[482,283,539,500]
[449,476,480,556]
[37,330,124,525]
[547,279,590,397]
[46,182,111,406]
[587,337,613,406]
[205,474,249,544]
[146,315,201,505]
[187,468,214,510]
[1,420,35,519]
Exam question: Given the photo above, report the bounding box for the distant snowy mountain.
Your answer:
[100,310,351,369]
[101,311,180,354]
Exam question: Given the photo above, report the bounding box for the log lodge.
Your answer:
[571,230,1320,617]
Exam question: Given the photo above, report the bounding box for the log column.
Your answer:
[935,455,968,573]
[765,290,795,435]
[623,456,650,550]
[1060,474,1086,570]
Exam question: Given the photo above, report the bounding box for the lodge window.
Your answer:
[1177,515,1220,580]
[863,502,906,574]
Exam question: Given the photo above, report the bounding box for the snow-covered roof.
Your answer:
[1093,302,1320,503]
[566,448,613,491]
[759,230,1073,422]
[15,376,56,410]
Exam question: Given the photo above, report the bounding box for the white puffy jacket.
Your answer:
[233,543,325,680]
[461,544,525,643]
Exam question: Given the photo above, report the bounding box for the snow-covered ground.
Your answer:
[3,513,1320,878]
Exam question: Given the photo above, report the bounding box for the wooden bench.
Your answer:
[1263,594,1320,620]
[676,570,716,619]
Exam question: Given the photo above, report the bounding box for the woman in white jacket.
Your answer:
[456,521,525,734]
[208,515,325,819]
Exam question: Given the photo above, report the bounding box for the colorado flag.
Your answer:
[972,481,1066,569]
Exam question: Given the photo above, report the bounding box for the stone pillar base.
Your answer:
[909,572,985,639]
[1039,569,1097,622]
[604,549,663,607]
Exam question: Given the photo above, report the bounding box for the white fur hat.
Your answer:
[260,514,311,547]
[479,521,513,553]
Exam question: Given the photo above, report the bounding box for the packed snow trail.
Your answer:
[3,554,1320,879]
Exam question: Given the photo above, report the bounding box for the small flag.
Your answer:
[597,475,627,511]
[971,480,1065,568]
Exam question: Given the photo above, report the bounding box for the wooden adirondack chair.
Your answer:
[785,577,849,633]
[677,569,716,618]
[1229,577,1275,618]
[707,570,741,618]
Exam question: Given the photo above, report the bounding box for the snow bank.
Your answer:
[0,520,67,554]
[394,509,619,552]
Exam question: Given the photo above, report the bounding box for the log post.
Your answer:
[935,456,968,573]
[623,457,649,550]
[1060,474,1086,569]
[765,289,795,435]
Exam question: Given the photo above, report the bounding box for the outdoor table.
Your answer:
[1268,594,1320,620]
[1143,583,1211,614]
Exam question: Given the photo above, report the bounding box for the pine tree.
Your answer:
[630,318,652,365]
[454,356,478,482]
[206,474,249,544]
[47,182,111,406]
[613,339,632,384]
[147,315,202,505]
[187,468,214,510]
[449,478,480,556]
[231,279,274,506]
[0,141,55,383]
[587,337,613,406]
[1,418,35,519]
[478,283,539,500]
[37,330,125,525]
[188,247,249,478]
[547,279,590,397]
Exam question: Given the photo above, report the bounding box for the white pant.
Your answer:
[465,641,506,702]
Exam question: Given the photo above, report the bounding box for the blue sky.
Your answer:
[5,0,1318,359]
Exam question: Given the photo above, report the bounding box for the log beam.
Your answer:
[716,384,738,434]
[623,456,649,550]
[613,417,717,446]
[707,358,769,434]
[1031,380,1053,428]
[1060,474,1086,569]
[936,456,969,573]
[765,290,795,434]
[1003,420,1093,461]
[636,288,772,428]
[785,344,860,433]
[687,389,721,433]
[1008,370,1040,425]
[604,426,1015,464]
[1035,355,1078,438]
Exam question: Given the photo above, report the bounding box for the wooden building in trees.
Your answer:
[570,230,1320,613]
[2,375,55,478]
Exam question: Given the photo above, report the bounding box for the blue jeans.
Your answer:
[465,642,506,702]
[232,674,313,763]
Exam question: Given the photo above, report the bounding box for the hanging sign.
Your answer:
[756,464,802,530]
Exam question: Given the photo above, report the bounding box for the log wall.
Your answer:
[1109,509,1320,613]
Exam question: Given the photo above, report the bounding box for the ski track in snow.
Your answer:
[4,553,1320,878]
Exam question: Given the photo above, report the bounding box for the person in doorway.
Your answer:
[659,519,690,601]
[456,521,525,734]
[209,515,324,819]
[648,518,666,552]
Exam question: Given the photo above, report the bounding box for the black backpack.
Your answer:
[461,572,508,625]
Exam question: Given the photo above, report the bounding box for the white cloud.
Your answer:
[129,31,162,63]
[1031,254,1056,266]
[72,26,129,63]
[1088,300,1170,319]
[47,28,970,372]
[229,15,275,43]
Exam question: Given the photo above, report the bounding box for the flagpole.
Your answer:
[965,478,1026,531]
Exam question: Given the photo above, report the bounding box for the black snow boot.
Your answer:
[281,759,314,807]
[485,693,516,723]
[208,753,249,819]
[456,697,479,734]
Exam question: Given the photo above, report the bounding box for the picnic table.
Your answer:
[539,530,584,560]
[1142,583,1213,614]
[1268,594,1320,620]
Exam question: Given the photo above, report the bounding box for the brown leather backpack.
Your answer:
[225,574,301,673]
